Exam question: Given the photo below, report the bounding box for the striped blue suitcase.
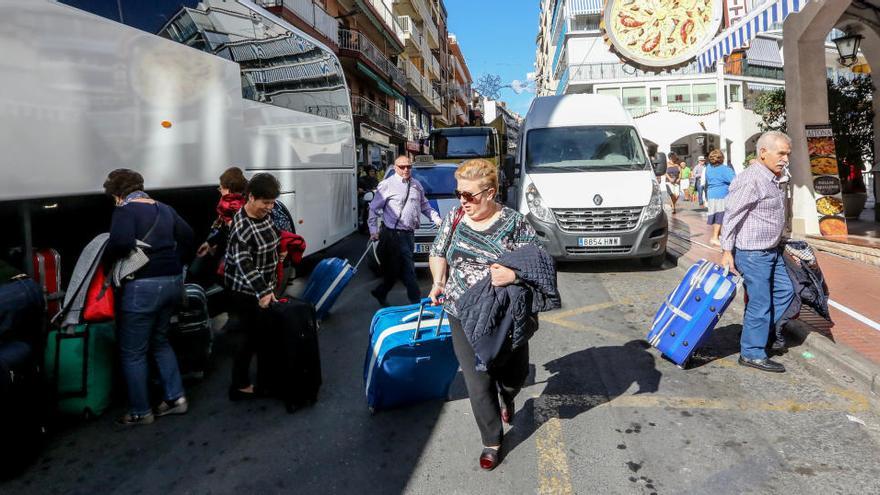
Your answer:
[364,299,459,413]
[300,244,372,321]
[647,259,740,367]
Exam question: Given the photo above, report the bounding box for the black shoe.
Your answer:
[371,289,389,308]
[500,396,515,425]
[479,447,500,471]
[738,356,786,373]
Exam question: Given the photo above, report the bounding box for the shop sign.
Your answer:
[360,124,390,146]
[725,0,749,27]
[406,141,420,152]
[603,0,724,70]
[805,124,848,236]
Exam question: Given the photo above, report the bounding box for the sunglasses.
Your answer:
[454,188,491,203]
[396,165,412,170]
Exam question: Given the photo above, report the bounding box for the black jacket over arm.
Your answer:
[456,244,561,371]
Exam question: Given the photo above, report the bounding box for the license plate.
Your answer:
[414,243,432,254]
[578,237,621,247]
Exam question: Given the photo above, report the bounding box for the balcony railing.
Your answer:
[393,0,438,48]
[339,29,405,86]
[267,0,339,46]
[399,59,441,112]
[723,60,784,80]
[567,62,709,83]
[363,0,405,44]
[351,95,408,136]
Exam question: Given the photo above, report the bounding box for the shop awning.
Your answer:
[357,62,404,100]
[566,0,603,16]
[746,36,783,68]
[698,0,812,70]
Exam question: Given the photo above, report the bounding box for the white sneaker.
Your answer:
[155,397,188,417]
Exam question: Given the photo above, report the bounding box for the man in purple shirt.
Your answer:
[720,131,795,373]
[368,155,442,306]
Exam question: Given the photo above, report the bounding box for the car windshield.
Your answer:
[412,166,457,197]
[430,132,495,159]
[526,126,648,172]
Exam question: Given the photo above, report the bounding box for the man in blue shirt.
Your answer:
[368,156,442,306]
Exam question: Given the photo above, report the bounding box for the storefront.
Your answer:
[358,123,395,174]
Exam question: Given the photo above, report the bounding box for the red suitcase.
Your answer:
[32,248,63,318]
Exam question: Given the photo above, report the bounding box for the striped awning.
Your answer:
[247,58,336,85]
[698,0,812,70]
[566,0,603,16]
[746,36,783,68]
[226,34,315,62]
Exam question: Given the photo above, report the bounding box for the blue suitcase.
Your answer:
[647,259,740,367]
[300,244,372,321]
[364,299,459,413]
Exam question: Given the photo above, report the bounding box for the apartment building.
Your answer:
[448,34,473,126]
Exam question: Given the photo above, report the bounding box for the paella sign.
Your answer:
[806,124,848,237]
[603,0,724,70]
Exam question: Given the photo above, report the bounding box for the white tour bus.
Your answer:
[0,0,356,274]
[516,94,668,266]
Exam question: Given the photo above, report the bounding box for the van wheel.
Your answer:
[640,253,666,268]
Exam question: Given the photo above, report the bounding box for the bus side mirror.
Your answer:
[652,152,667,176]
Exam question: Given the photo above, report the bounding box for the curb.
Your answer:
[666,224,880,398]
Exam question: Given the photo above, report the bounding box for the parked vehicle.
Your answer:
[516,94,668,266]
[411,162,460,268]
[0,1,356,279]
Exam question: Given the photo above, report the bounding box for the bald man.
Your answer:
[368,156,442,306]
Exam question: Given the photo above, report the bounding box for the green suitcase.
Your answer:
[44,322,116,418]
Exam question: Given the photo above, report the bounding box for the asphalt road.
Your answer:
[4,233,880,495]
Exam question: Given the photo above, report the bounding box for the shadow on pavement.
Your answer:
[684,324,743,368]
[503,340,662,457]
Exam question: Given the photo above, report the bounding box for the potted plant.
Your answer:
[827,76,873,219]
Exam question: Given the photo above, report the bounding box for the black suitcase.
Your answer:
[169,283,213,379]
[0,340,45,478]
[263,299,322,412]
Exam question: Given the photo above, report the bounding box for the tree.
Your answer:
[751,76,874,193]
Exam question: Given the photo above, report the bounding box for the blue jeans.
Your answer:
[117,275,185,416]
[734,249,795,360]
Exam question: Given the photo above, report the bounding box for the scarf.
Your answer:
[120,190,150,206]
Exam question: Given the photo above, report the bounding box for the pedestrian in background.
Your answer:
[224,173,281,401]
[680,160,693,202]
[103,169,194,425]
[720,131,795,374]
[693,156,707,206]
[191,167,247,286]
[664,152,682,214]
[368,155,441,306]
[705,149,736,246]
[428,159,551,471]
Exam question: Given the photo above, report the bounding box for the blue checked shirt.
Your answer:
[720,163,787,252]
[367,173,441,235]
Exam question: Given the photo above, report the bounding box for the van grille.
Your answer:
[552,207,643,232]
[565,246,633,255]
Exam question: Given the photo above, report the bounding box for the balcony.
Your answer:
[260,0,339,47]
[399,59,441,113]
[351,95,408,137]
[339,29,405,88]
[723,60,785,81]
[392,0,438,48]
[360,0,405,46]
[566,62,710,84]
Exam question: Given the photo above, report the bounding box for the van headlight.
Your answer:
[642,181,663,221]
[526,183,554,223]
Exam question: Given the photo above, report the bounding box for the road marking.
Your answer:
[548,301,625,320]
[534,401,574,495]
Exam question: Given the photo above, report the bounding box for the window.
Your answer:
[729,84,742,103]
[622,87,646,112]
[430,129,496,159]
[650,88,662,109]
[596,87,621,101]
[667,85,691,110]
[692,83,716,113]
[526,126,647,171]
[570,14,601,32]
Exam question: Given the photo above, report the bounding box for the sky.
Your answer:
[445,0,541,116]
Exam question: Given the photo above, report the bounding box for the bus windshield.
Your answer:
[431,131,496,159]
[526,126,648,172]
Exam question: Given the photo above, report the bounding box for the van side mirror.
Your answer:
[652,152,667,176]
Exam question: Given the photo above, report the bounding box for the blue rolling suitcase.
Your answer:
[364,299,459,413]
[647,259,740,367]
[300,244,372,321]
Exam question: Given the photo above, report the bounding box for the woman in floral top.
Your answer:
[428,159,538,471]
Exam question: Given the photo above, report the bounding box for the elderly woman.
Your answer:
[704,149,736,246]
[103,169,194,425]
[428,159,556,471]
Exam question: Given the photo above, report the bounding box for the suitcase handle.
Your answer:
[411,301,447,341]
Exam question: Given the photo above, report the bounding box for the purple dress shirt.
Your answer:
[720,163,787,252]
[367,173,441,235]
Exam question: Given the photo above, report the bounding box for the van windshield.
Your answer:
[526,126,648,172]
[431,131,495,159]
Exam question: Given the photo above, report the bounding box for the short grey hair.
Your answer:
[756,130,791,152]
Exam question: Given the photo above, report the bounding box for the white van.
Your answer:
[516,94,668,266]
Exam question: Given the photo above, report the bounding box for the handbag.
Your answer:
[83,265,114,322]
[111,204,162,286]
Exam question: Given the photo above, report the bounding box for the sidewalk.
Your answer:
[666,202,880,374]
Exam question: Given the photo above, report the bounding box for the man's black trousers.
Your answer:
[375,228,420,304]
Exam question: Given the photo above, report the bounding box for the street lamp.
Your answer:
[833,31,863,67]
